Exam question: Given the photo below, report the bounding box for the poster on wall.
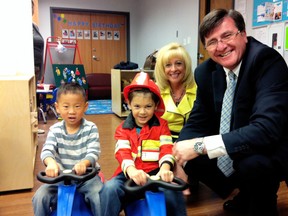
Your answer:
[62,29,68,38]
[77,30,83,39]
[253,0,287,27]
[114,31,120,40]
[92,30,99,40]
[285,25,288,50]
[69,29,76,39]
[267,22,284,55]
[256,2,274,22]
[107,31,113,40]
[84,30,91,39]
[61,28,121,41]
[274,1,283,20]
[100,30,106,40]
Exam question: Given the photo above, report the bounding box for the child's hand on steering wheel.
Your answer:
[157,169,174,182]
[45,160,60,177]
[157,163,174,182]
[127,166,149,186]
[74,162,87,176]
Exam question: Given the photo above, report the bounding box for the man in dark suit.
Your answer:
[173,9,288,215]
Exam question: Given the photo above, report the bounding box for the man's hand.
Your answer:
[173,139,200,166]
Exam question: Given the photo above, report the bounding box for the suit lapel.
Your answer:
[213,65,226,113]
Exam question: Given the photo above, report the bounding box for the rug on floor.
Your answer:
[85,99,113,115]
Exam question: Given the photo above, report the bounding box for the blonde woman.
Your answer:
[154,42,197,194]
[154,42,196,141]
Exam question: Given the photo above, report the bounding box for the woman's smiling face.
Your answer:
[164,57,185,86]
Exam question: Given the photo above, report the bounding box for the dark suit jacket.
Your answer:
[178,37,288,182]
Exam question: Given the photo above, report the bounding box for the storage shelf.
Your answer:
[0,75,38,192]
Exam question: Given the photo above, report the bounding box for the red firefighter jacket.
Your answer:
[113,114,175,177]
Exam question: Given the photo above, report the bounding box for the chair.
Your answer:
[38,88,58,123]
[86,73,111,100]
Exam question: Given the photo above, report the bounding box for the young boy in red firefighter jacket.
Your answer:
[100,72,187,216]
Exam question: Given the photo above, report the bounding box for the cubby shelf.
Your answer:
[111,69,154,117]
[0,75,38,192]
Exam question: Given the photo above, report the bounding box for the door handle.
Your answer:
[198,53,204,59]
[92,55,100,61]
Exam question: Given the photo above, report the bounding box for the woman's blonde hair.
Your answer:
[154,42,195,91]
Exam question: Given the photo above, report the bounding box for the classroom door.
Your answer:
[51,9,128,74]
[198,0,234,65]
[90,13,127,73]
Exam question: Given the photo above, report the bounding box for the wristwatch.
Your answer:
[194,139,205,155]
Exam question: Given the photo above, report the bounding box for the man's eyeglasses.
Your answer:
[205,30,241,50]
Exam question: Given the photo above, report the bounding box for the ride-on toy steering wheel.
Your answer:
[37,167,98,216]
[124,176,188,216]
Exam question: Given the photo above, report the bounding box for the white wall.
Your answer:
[235,0,253,36]
[1,1,34,76]
[135,0,199,71]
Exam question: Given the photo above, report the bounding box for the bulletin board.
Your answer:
[253,0,288,28]
[52,64,88,89]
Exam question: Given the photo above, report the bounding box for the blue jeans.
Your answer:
[100,172,187,216]
[32,175,103,216]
